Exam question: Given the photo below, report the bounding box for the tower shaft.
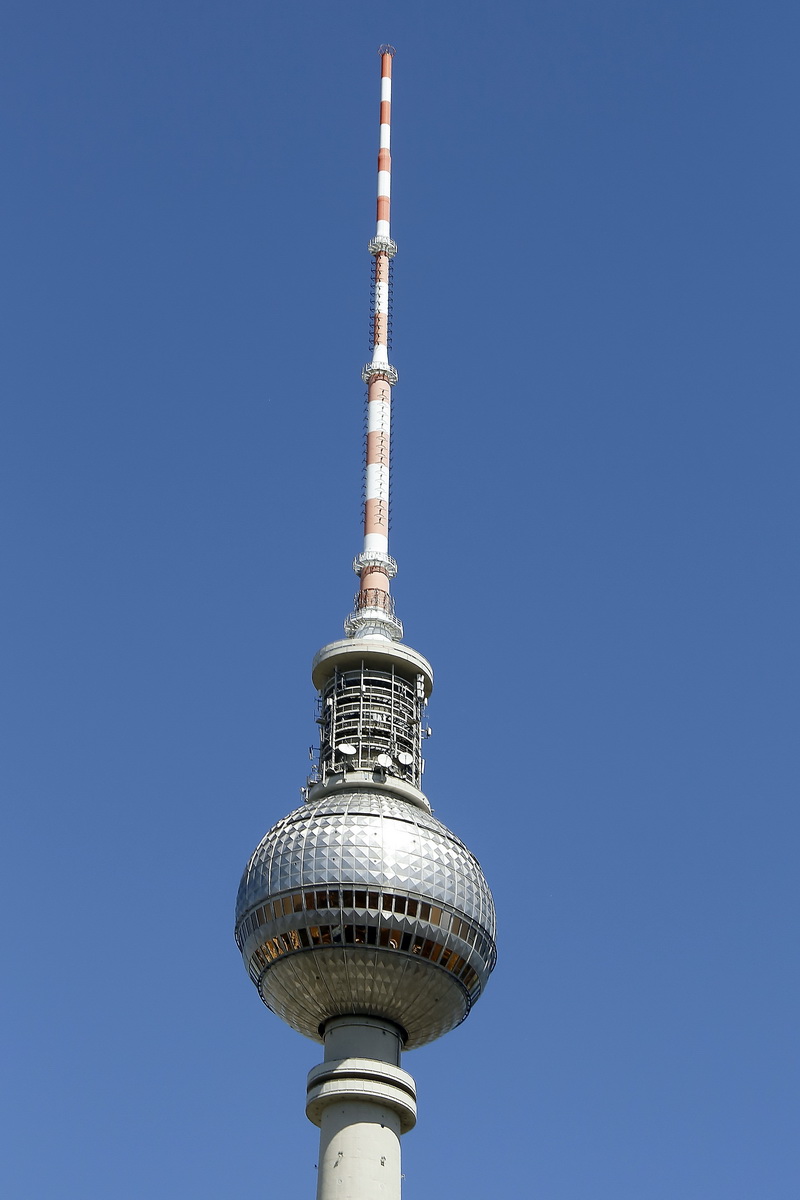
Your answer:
[306,1018,416,1200]
[234,46,496,1200]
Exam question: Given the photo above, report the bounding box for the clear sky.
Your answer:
[2,2,798,1197]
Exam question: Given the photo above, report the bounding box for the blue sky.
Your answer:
[2,2,798,1197]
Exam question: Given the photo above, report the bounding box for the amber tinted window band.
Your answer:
[236,886,492,952]
[246,917,484,991]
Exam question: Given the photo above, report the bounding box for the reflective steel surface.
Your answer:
[235,791,496,1047]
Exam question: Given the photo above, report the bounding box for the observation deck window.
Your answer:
[238,884,495,1001]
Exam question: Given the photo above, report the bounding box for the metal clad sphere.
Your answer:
[235,791,496,1048]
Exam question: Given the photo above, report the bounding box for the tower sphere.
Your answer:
[235,790,496,1048]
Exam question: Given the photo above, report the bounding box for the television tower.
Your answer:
[235,47,496,1200]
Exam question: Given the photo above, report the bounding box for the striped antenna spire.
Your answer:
[346,46,402,641]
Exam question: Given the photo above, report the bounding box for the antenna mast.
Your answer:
[347,45,402,641]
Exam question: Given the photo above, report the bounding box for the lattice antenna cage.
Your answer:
[317,661,425,786]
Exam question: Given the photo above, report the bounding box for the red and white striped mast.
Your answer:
[346,45,402,642]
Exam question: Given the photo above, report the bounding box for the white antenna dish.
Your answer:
[337,743,357,756]
[397,752,414,766]
[376,753,393,769]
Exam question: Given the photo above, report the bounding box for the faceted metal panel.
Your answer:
[261,948,469,1047]
[235,790,497,1047]
[236,791,496,933]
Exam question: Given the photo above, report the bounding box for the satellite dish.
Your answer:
[375,753,393,769]
[397,752,414,766]
[337,743,357,756]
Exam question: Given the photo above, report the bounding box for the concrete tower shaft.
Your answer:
[306,1018,415,1200]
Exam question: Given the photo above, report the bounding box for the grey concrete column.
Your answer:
[306,1017,416,1200]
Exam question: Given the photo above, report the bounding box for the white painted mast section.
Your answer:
[347,46,402,641]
